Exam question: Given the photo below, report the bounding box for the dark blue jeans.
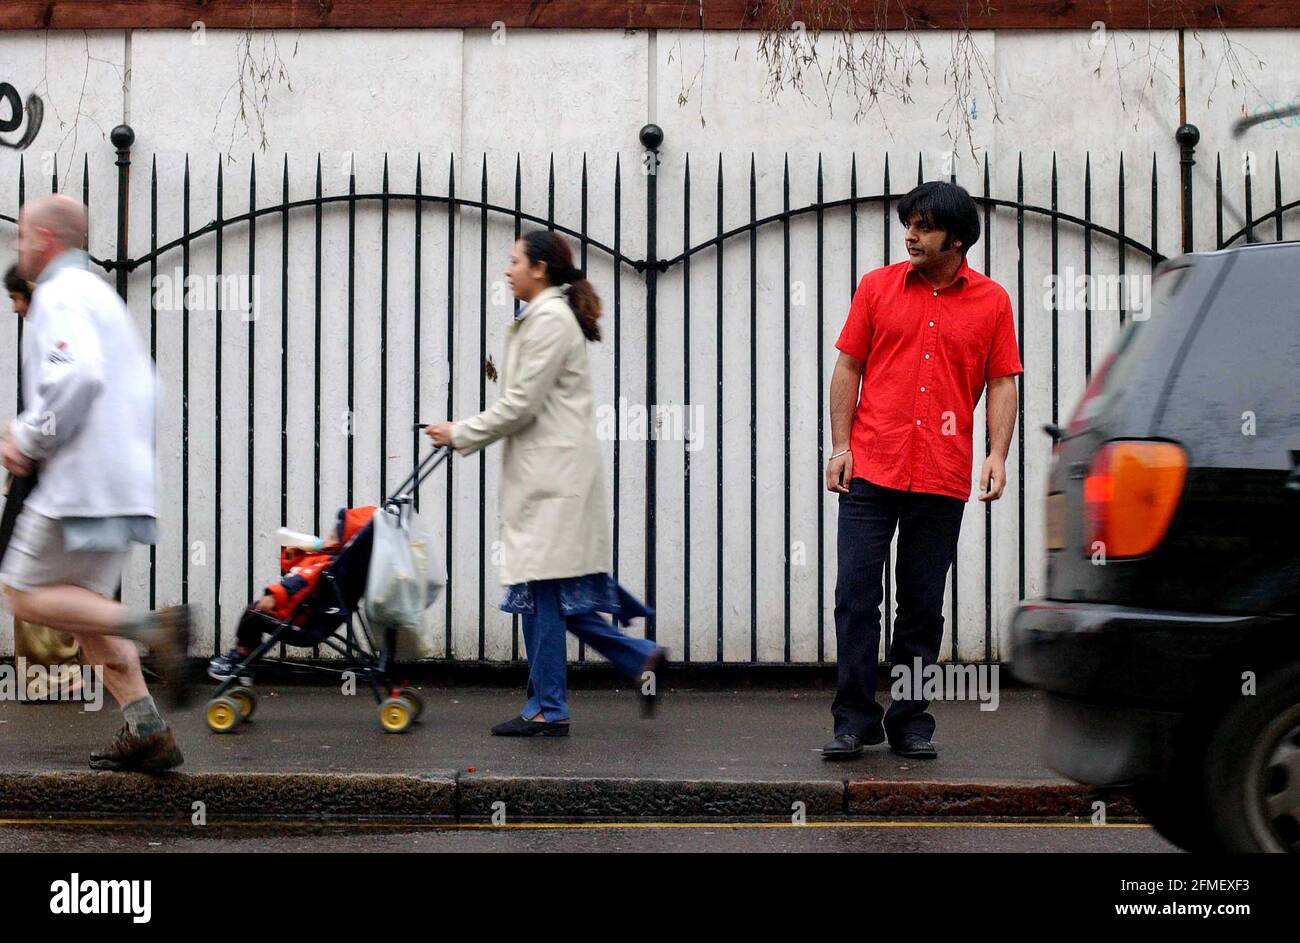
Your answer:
[832,478,965,742]
[521,579,659,722]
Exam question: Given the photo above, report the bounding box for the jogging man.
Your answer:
[1,194,191,771]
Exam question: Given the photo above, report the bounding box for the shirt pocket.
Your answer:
[940,315,988,375]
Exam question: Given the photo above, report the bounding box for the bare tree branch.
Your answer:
[212,1,297,157]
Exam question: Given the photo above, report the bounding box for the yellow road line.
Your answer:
[0,817,1152,831]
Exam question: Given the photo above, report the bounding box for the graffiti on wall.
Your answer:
[0,83,43,150]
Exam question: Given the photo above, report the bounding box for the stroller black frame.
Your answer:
[204,446,449,733]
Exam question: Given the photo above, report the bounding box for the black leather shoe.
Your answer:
[490,715,570,737]
[821,734,864,759]
[890,732,938,759]
[821,722,885,759]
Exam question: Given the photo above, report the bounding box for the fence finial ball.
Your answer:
[1175,124,1200,148]
[639,123,664,151]
[110,125,135,150]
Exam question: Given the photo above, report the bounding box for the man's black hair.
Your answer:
[3,264,30,300]
[897,181,980,255]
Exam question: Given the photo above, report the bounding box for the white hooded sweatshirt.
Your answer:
[9,250,157,522]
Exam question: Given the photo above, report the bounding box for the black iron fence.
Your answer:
[1,121,1295,664]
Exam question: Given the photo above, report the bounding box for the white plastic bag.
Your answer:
[365,504,426,633]
[400,513,444,660]
[406,508,446,609]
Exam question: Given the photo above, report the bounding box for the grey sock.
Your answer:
[123,695,165,737]
[115,610,154,641]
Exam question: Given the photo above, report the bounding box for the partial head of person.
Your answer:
[16,193,88,282]
[4,263,32,317]
[897,181,980,275]
[506,229,602,341]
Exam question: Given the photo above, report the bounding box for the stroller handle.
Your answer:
[386,445,451,507]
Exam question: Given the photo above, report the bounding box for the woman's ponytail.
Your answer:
[521,230,603,342]
[565,277,601,342]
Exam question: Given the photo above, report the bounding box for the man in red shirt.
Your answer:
[822,181,1021,760]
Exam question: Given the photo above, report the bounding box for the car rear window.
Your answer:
[1158,249,1300,467]
[1108,265,1188,390]
[1073,264,1190,430]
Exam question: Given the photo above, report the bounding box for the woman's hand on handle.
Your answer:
[424,422,455,448]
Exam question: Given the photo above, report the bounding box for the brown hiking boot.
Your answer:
[89,724,184,772]
[142,605,193,709]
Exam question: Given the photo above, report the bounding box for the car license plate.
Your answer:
[1046,492,1066,550]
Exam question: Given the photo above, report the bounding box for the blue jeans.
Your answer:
[520,579,659,722]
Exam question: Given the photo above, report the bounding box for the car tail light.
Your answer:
[1083,440,1187,558]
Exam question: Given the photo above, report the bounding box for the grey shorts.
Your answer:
[0,509,126,598]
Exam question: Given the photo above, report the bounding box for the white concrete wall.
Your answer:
[1,27,1297,662]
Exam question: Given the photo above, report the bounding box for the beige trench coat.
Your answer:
[449,285,612,586]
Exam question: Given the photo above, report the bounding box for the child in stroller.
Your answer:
[207,504,376,682]
[203,447,448,734]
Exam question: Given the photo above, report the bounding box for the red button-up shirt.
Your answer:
[835,256,1023,500]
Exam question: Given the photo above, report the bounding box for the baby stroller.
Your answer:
[204,446,449,735]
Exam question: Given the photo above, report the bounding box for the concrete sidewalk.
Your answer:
[0,683,1133,821]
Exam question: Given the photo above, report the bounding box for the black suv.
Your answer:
[1010,242,1300,852]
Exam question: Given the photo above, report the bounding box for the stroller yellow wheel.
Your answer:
[206,697,241,734]
[229,687,258,721]
[379,696,413,734]
[398,688,424,722]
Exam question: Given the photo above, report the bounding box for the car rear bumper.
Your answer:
[1009,599,1273,705]
[1009,599,1280,785]
[1038,694,1181,786]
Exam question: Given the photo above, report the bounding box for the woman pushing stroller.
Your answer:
[424,229,666,737]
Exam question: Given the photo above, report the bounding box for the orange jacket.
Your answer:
[264,505,376,622]
[265,551,335,621]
